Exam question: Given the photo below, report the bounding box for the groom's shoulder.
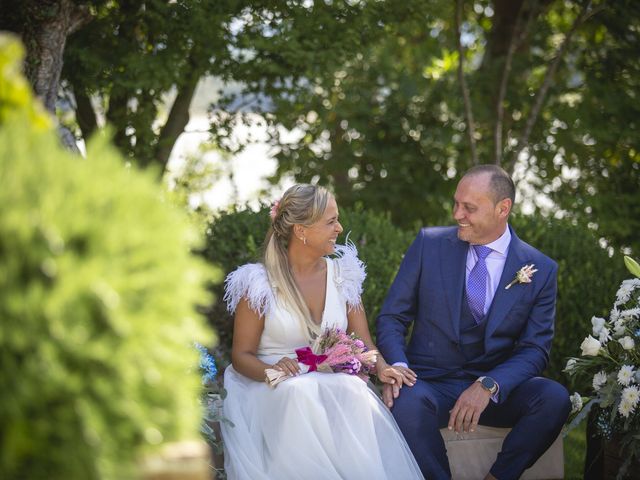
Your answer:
[418,226,458,241]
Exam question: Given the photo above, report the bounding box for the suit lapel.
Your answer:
[485,229,530,339]
[442,232,468,342]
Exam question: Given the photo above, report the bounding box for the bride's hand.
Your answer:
[378,364,417,387]
[272,357,301,377]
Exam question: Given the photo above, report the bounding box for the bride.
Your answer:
[220,184,423,479]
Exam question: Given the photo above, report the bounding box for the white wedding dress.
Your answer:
[221,245,423,480]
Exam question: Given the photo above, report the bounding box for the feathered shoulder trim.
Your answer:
[223,263,275,317]
[332,242,366,311]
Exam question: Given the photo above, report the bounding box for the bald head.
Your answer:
[462,165,515,206]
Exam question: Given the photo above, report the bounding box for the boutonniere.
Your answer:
[505,264,537,289]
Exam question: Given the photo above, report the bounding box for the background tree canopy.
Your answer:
[211,0,640,253]
[3,1,637,254]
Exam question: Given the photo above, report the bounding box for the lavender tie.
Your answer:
[467,245,492,324]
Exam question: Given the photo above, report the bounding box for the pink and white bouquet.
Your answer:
[264,327,378,387]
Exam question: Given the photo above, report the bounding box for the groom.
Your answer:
[376,165,571,480]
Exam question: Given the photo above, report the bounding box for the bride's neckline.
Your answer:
[292,257,330,327]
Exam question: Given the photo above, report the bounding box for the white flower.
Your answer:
[580,335,602,356]
[570,392,583,413]
[616,279,640,306]
[592,371,608,391]
[622,385,640,407]
[564,358,577,373]
[619,398,635,418]
[613,318,626,337]
[592,316,606,336]
[598,327,612,345]
[619,336,636,351]
[620,307,640,320]
[611,308,621,324]
[618,365,636,386]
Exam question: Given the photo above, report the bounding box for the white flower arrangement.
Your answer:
[565,256,640,477]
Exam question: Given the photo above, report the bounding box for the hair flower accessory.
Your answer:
[505,264,537,289]
[269,199,281,221]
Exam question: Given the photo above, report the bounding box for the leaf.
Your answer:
[624,256,640,278]
[564,398,600,436]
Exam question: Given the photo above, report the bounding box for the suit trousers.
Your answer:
[391,376,571,480]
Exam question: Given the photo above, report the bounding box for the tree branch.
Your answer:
[74,87,98,141]
[494,2,533,166]
[105,90,131,154]
[154,74,200,174]
[454,0,478,165]
[510,0,596,170]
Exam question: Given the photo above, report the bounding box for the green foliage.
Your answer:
[625,256,640,278]
[202,206,271,357]
[510,215,627,382]
[0,33,50,129]
[62,0,385,171]
[0,35,215,479]
[564,420,587,478]
[339,207,415,332]
[214,0,639,253]
[63,0,243,167]
[541,0,640,254]
[201,205,412,359]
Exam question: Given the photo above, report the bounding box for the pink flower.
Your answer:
[269,200,280,221]
[264,327,377,388]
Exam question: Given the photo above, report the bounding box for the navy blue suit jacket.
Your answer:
[376,226,558,404]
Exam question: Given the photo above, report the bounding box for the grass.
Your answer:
[564,421,586,479]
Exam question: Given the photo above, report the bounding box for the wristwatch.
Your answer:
[477,376,498,395]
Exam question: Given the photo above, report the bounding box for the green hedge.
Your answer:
[202,205,271,358]
[0,35,214,479]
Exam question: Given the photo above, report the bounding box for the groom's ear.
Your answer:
[497,198,512,218]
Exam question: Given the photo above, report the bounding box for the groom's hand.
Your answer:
[448,382,491,433]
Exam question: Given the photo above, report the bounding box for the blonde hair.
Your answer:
[263,184,331,340]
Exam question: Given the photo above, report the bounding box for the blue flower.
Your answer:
[195,342,218,385]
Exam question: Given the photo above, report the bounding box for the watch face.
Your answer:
[481,377,496,391]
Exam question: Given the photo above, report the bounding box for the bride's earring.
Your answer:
[303,237,307,246]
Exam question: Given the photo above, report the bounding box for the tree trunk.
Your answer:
[1,0,92,151]
[483,0,527,65]
[74,87,98,141]
[106,90,132,156]
[481,0,552,170]
[23,0,91,113]
[155,75,200,175]
[454,0,478,165]
[510,0,597,171]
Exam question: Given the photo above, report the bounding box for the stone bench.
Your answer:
[440,426,564,479]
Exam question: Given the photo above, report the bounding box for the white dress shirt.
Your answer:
[465,225,511,316]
